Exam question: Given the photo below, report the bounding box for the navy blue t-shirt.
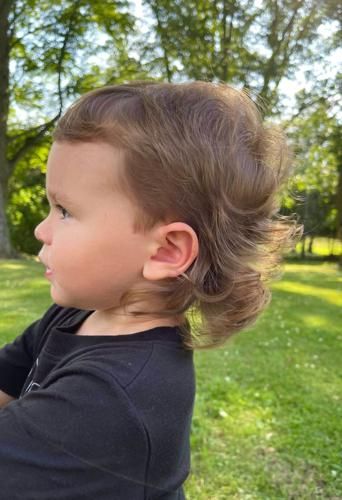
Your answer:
[0,304,195,499]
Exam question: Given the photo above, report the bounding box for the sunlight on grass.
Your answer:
[225,406,275,438]
[301,314,331,328]
[283,262,340,275]
[272,281,342,307]
[1,258,341,499]
[1,262,27,270]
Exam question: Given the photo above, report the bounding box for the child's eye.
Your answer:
[55,204,70,220]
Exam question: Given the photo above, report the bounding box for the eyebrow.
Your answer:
[46,190,73,205]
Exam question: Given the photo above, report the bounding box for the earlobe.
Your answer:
[143,222,199,281]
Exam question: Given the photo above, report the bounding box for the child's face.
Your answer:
[35,141,154,311]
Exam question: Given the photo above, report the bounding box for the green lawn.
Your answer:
[0,258,341,499]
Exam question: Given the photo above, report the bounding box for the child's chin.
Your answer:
[50,290,78,309]
[52,293,94,311]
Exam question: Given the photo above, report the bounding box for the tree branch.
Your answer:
[283,96,326,128]
[149,1,173,82]
[10,22,59,49]
[8,0,26,31]
[8,114,59,169]
[260,1,303,103]
[8,0,82,170]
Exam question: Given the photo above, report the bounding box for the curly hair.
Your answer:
[53,81,303,350]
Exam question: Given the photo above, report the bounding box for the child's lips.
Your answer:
[38,253,52,276]
[45,267,53,277]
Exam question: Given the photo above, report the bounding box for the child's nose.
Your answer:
[34,217,52,244]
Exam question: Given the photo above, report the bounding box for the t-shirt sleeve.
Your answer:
[0,303,64,398]
[0,361,150,499]
[0,318,41,398]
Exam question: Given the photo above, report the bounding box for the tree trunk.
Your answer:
[308,235,314,254]
[301,235,306,259]
[0,0,13,258]
[336,166,342,268]
[152,3,173,82]
[0,180,12,258]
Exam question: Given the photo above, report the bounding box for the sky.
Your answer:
[132,0,341,117]
[11,0,341,122]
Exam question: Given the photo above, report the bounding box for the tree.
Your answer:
[0,0,13,257]
[329,123,342,267]
[138,0,340,261]
[0,0,135,257]
[2,0,340,257]
[285,100,340,258]
[140,0,335,113]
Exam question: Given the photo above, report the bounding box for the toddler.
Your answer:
[0,81,302,499]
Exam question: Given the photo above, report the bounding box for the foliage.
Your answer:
[1,0,151,256]
[8,0,135,124]
[5,138,50,254]
[1,0,341,256]
[140,0,337,113]
[285,102,340,241]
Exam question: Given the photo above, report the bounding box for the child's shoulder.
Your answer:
[37,304,194,390]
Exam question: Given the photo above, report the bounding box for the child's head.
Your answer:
[39,81,302,349]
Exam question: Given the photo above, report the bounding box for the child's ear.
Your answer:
[143,222,199,281]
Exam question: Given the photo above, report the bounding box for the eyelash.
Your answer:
[55,204,70,219]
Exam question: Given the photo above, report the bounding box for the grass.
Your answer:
[0,256,341,499]
[0,258,53,344]
[185,261,341,499]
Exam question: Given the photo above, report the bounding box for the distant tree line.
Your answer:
[0,0,340,263]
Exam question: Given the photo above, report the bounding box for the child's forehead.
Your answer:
[46,141,125,190]
[44,142,140,216]
[48,140,124,165]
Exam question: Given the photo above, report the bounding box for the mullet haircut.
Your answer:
[53,81,303,350]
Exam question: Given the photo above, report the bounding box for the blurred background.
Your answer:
[0,0,341,262]
[0,2,341,498]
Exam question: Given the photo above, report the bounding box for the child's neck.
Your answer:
[76,308,183,336]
